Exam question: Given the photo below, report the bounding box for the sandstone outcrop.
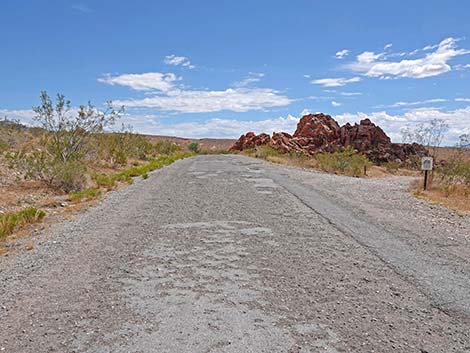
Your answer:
[230,113,427,163]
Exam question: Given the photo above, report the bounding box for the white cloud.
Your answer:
[346,37,470,79]
[232,72,265,87]
[98,72,180,92]
[122,114,300,138]
[335,49,349,59]
[455,98,470,102]
[384,43,393,50]
[311,77,361,87]
[303,74,311,78]
[335,106,470,145]
[114,88,292,113]
[376,98,447,108]
[340,92,362,97]
[331,101,341,107]
[164,55,195,69]
[99,71,292,113]
[0,109,36,125]
[454,64,470,70]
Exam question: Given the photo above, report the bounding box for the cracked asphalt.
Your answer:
[1,154,470,352]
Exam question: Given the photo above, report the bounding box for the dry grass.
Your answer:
[411,178,470,215]
[431,146,470,163]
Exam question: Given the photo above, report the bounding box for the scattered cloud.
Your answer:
[335,106,470,145]
[331,101,341,107]
[114,88,292,113]
[164,55,195,69]
[311,77,361,87]
[341,92,362,96]
[303,74,311,78]
[0,109,36,125]
[71,3,92,13]
[232,72,265,88]
[346,37,470,79]
[99,71,292,113]
[454,64,470,70]
[98,72,180,92]
[324,90,362,97]
[335,49,349,59]
[375,98,447,109]
[455,98,470,102]
[121,114,300,138]
[384,43,393,50]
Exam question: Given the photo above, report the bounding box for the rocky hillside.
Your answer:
[230,113,427,163]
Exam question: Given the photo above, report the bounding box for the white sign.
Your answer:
[421,157,433,171]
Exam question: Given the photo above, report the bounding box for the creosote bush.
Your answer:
[317,147,372,177]
[188,141,200,153]
[7,92,123,192]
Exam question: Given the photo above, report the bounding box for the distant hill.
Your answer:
[144,134,236,152]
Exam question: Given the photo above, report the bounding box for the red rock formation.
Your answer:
[229,113,427,163]
[294,113,341,139]
[229,132,270,151]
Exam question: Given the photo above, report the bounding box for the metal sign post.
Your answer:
[421,157,433,190]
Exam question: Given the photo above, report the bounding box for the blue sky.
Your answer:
[1,0,469,144]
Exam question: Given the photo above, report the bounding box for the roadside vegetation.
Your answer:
[0,208,46,238]
[240,120,469,214]
[411,134,470,213]
[0,92,196,242]
[244,145,373,177]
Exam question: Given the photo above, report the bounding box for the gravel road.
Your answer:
[1,154,470,352]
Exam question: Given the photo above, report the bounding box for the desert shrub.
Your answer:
[254,145,280,159]
[188,141,200,153]
[384,160,400,173]
[93,131,150,165]
[317,147,372,177]
[436,157,470,196]
[6,92,122,192]
[114,153,190,181]
[154,140,181,155]
[0,118,31,151]
[7,150,87,192]
[0,208,45,238]
[69,188,101,202]
[93,173,117,189]
[34,92,122,163]
[53,160,88,192]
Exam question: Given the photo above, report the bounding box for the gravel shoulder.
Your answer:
[0,154,469,353]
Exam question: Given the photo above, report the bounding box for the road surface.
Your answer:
[1,154,470,352]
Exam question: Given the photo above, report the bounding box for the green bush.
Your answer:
[384,160,400,173]
[53,160,87,192]
[69,188,101,202]
[0,208,46,238]
[188,141,200,153]
[317,147,372,177]
[154,140,181,155]
[254,145,280,159]
[7,151,87,192]
[93,173,116,189]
